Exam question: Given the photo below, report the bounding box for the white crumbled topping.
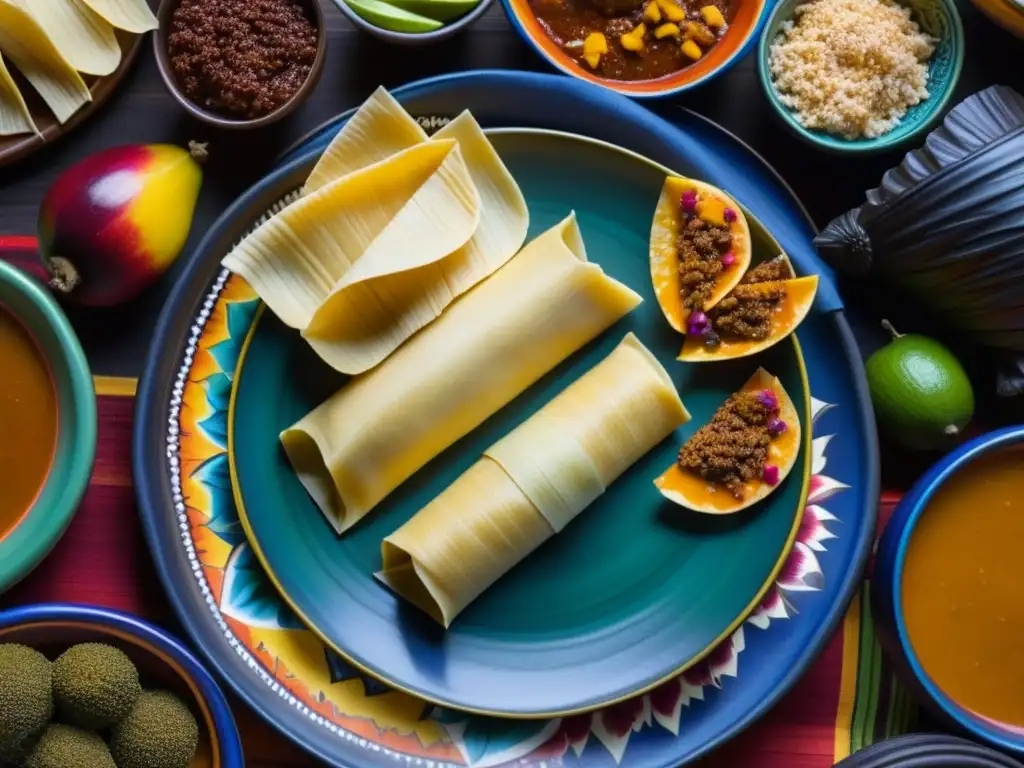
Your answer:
[769,0,936,139]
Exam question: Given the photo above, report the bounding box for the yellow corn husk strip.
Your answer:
[377,333,689,627]
[0,0,92,125]
[655,22,681,38]
[227,87,528,375]
[0,52,38,136]
[13,0,121,76]
[682,39,703,60]
[655,0,685,22]
[78,0,157,32]
[700,4,725,27]
[305,86,430,193]
[280,214,643,535]
[224,139,482,371]
[643,1,662,22]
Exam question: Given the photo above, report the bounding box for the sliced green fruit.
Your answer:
[344,0,442,31]
[865,320,975,451]
[387,0,480,21]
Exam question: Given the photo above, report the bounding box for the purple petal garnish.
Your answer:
[762,465,780,485]
[767,417,788,436]
[756,389,779,412]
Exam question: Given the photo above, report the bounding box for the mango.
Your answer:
[37,142,205,306]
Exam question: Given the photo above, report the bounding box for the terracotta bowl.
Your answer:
[0,604,244,768]
[500,0,768,98]
[153,0,327,129]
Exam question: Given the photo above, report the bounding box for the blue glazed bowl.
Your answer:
[0,604,245,767]
[757,0,964,153]
[872,426,1024,756]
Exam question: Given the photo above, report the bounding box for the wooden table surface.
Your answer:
[0,1,1022,764]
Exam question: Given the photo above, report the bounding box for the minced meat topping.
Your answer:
[678,391,776,499]
[710,282,787,341]
[742,256,790,284]
[703,257,789,345]
[677,213,732,310]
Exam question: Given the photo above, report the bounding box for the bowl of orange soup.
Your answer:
[873,426,1024,755]
[0,257,96,593]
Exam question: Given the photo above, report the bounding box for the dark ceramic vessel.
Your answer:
[153,0,327,130]
[835,734,1022,767]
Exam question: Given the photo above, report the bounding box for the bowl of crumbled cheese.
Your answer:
[756,0,963,152]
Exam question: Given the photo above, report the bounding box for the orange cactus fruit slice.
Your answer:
[678,270,819,362]
[654,368,801,515]
[650,176,752,333]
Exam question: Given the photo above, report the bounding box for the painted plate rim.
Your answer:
[133,69,879,768]
[225,126,814,718]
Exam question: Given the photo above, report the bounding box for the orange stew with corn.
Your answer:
[529,0,731,81]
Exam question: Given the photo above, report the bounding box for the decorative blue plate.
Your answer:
[134,71,878,767]
[230,127,812,718]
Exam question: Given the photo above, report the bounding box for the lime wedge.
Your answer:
[344,0,443,31]
[388,0,481,21]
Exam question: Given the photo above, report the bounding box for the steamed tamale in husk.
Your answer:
[377,333,690,627]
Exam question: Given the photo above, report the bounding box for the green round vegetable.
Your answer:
[24,724,114,768]
[52,643,141,730]
[0,644,53,764]
[110,690,199,768]
[865,321,975,451]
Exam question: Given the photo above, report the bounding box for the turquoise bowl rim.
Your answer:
[0,259,97,593]
[756,0,965,154]
[875,426,1024,753]
[498,0,773,99]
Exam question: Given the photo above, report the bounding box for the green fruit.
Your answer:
[344,0,443,32]
[865,321,974,450]
[387,0,480,21]
[0,644,53,764]
[24,724,114,768]
[52,644,141,730]
[109,691,199,768]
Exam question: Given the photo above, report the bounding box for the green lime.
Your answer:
[389,0,480,20]
[344,0,443,31]
[865,320,974,451]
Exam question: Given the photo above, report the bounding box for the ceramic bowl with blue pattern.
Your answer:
[757,0,963,154]
[0,603,245,768]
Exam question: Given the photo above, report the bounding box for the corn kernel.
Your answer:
[582,31,608,68]
[655,0,685,22]
[643,1,662,22]
[699,4,725,27]
[654,22,681,37]
[584,31,609,54]
[685,20,716,44]
[696,196,726,225]
[681,38,703,60]
[620,23,647,51]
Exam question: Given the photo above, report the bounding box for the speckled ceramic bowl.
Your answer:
[872,426,1024,756]
[501,0,769,98]
[0,252,95,595]
[757,0,963,153]
[0,604,245,768]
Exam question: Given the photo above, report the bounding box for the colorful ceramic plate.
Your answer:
[135,71,877,767]
[229,128,810,718]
